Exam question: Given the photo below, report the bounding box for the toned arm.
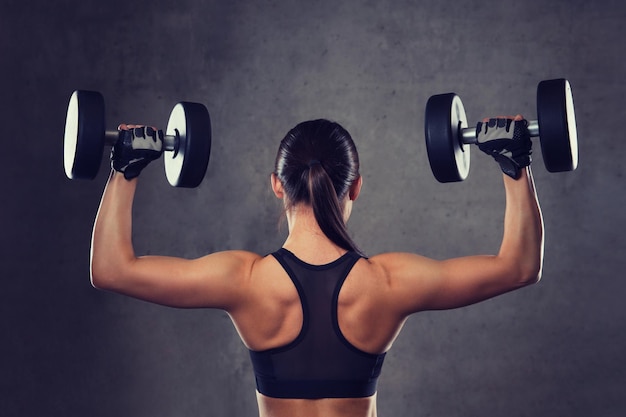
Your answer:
[374,167,544,315]
[90,171,260,309]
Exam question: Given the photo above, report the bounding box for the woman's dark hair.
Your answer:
[274,119,362,255]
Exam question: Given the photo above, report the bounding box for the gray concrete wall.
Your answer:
[1,0,624,416]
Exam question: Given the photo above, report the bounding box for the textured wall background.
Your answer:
[1,0,624,416]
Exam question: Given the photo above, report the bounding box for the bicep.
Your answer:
[376,253,528,314]
[94,251,258,309]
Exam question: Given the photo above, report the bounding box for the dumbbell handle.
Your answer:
[104,130,178,152]
[460,120,539,144]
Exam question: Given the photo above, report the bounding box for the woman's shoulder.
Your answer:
[361,251,435,283]
[193,250,271,279]
[366,251,432,268]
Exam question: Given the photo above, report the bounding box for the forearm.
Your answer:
[498,166,544,283]
[90,170,138,288]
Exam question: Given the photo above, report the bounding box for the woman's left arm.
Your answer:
[90,171,259,309]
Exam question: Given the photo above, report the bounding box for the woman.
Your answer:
[91,117,543,417]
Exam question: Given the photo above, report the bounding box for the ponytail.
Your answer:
[275,119,362,255]
[307,162,362,255]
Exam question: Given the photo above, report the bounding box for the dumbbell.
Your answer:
[63,90,212,188]
[424,78,578,183]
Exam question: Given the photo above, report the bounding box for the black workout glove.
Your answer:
[476,118,532,179]
[111,126,164,180]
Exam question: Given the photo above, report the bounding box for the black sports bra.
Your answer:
[248,248,386,399]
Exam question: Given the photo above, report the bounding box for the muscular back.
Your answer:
[228,252,406,356]
[229,251,399,417]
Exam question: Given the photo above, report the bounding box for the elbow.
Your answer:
[500,252,543,289]
[522,269,542,286]
[90,270,107,290]
[518,259,543,287]
[526,246,545,285]
[90,262,112,290]
[90,257,124,291]
[90,243,137,291]
[502,243,544,288]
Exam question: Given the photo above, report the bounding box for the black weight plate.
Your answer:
[63,90,105,180]
[425,93,470,183]
[164,102,212,188]
[537,79,578,172]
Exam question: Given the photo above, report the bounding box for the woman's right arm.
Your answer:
[373,166,544,314]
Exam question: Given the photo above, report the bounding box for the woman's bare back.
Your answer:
[256,392,377,417]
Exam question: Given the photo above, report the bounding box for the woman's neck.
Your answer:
[282,204,347,264]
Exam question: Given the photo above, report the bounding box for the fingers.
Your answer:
[117,124,163,148]
[118,124,141,130]
[481,114,524,123]
[117,124,160,131]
